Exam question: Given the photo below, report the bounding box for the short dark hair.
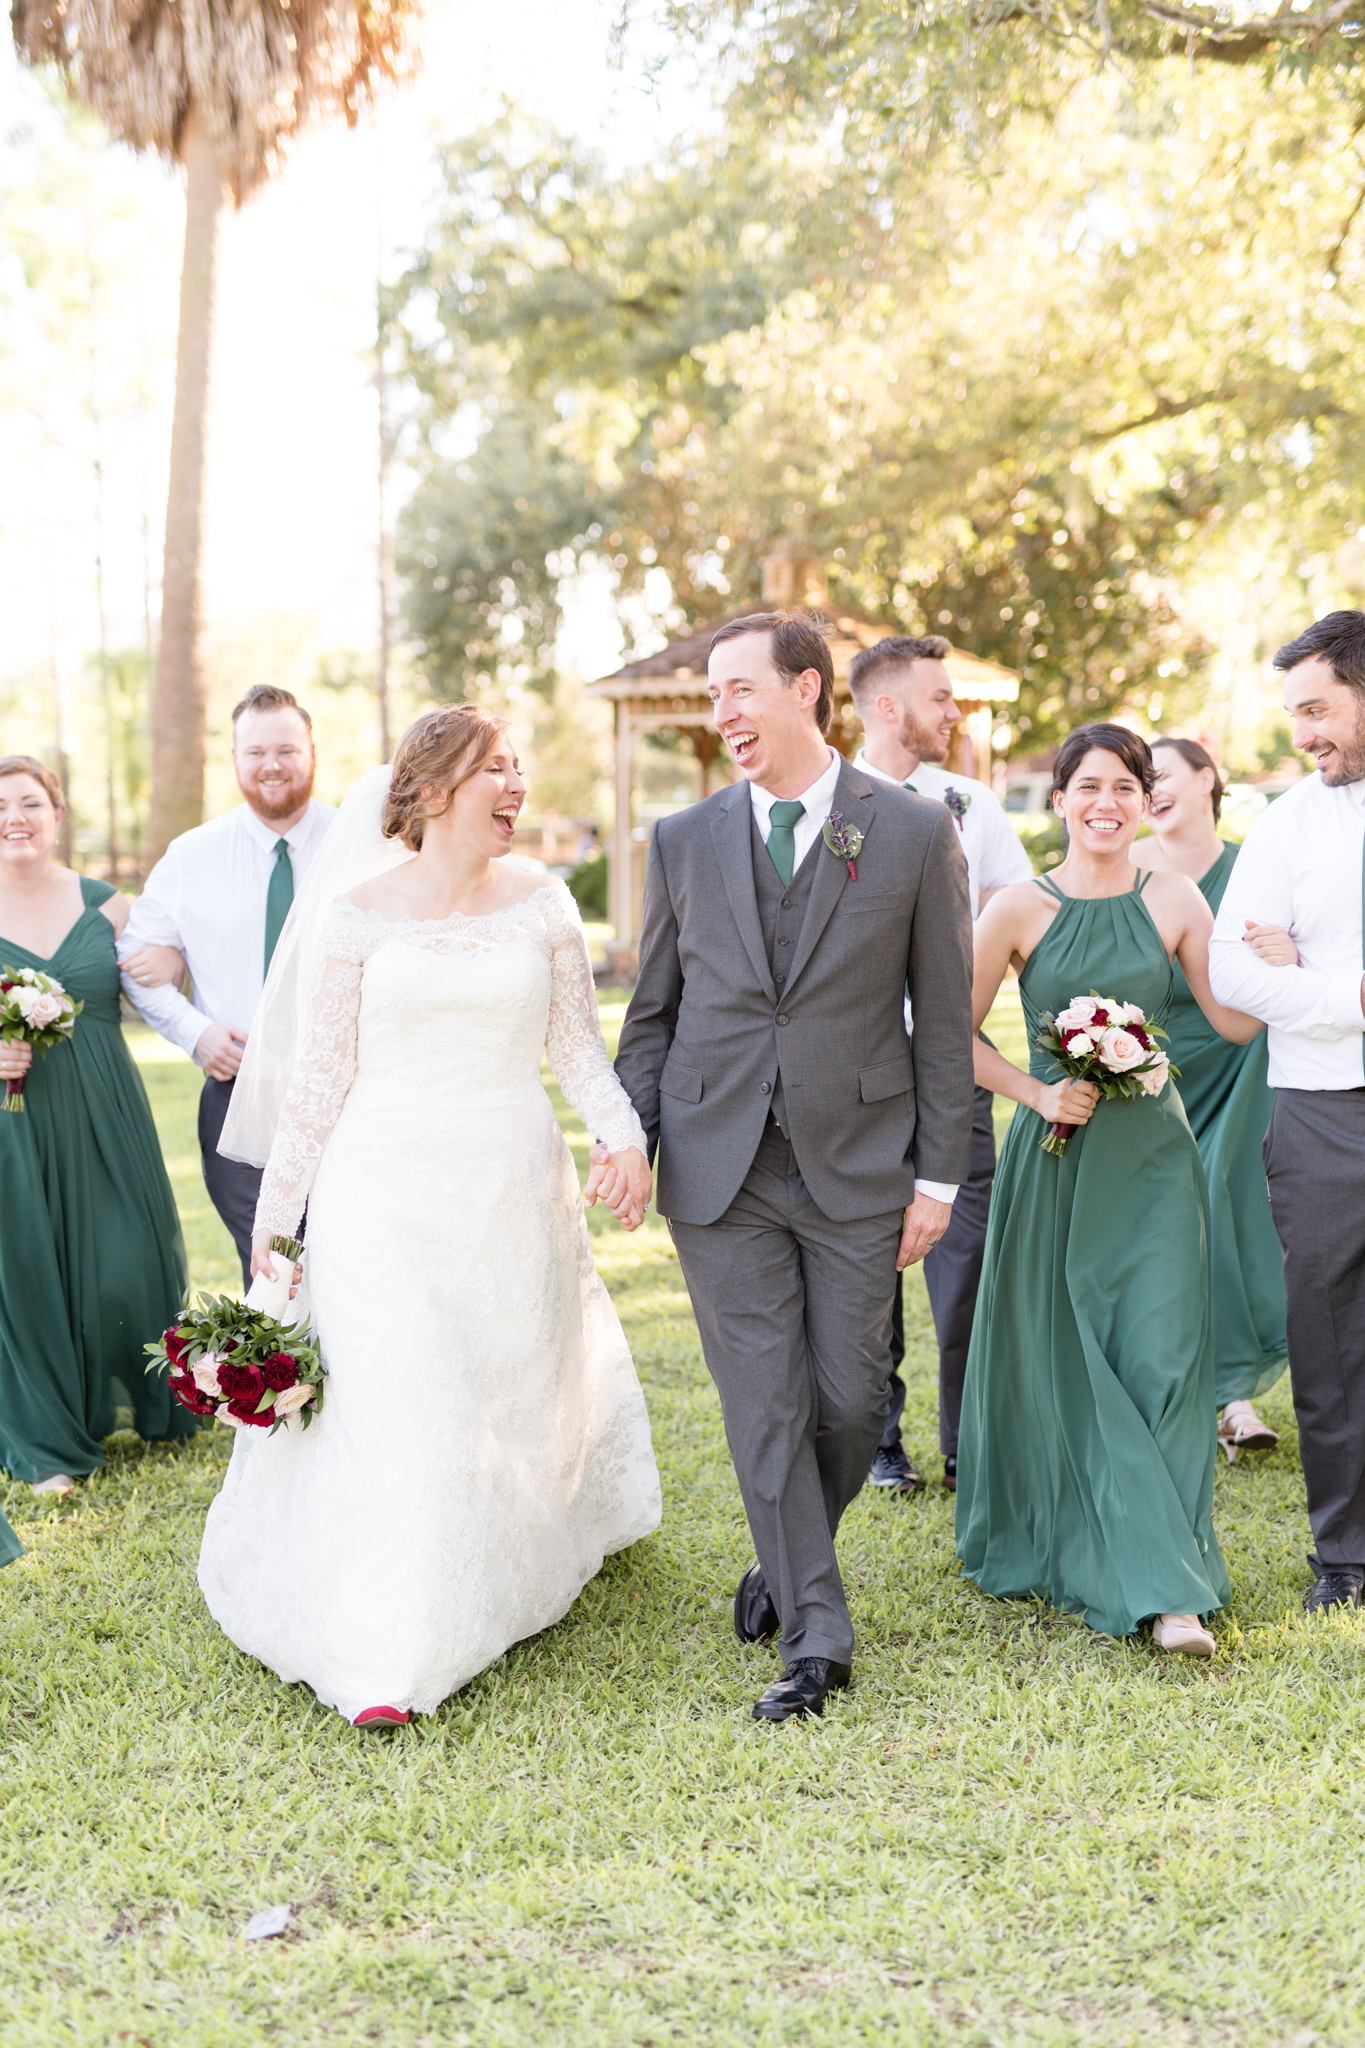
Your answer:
[231,685,313,733]
[1152,735,1224,824]
[1273,610,1365,693]
[709,611,835,735]
[846,634,952,708]
[1051,722,1155,802]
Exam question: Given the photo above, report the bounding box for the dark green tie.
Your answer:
[767,800,805,887]
[903,778,919,794]
[263,836,294,976]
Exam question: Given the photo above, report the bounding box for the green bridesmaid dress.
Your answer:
[1163,842,1286,1406]
[0,878,193,1484]
[0,1503,21,1566]
[956,871,1230,1636]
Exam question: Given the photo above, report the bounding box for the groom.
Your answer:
[614,612,974,1721]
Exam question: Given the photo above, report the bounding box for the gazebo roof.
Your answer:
[587,606,1019,703]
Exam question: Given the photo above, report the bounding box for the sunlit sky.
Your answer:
[0,2,712,694]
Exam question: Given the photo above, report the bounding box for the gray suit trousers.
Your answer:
[1263,1086,1365,1575]
[669,1119,904,1664]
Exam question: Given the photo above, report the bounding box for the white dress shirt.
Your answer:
[1209,770,1365,1092]
[852,752,1034,920]
[121,799,336,1062]
[751,746,957,1205]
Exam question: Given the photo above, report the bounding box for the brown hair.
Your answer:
[846,634,952,708]
[232,685,313,733]
[0,754,64,810]
[383,705,510,851]
[708,611,835,735]
[1051,722,1155,802]
[1274,610,1365,693]
[1152,735,1224,824]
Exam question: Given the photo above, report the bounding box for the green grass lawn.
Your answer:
[0,1003,1357,2047]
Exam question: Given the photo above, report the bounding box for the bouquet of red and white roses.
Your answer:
[1034,991,1175,1157]
[145,1235,326,1432]
[0,964,81,1111]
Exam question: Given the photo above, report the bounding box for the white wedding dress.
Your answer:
[197,881,661,1721]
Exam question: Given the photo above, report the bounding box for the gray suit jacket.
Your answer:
[614,758,975,1226]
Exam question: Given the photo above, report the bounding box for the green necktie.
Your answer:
[766,800,805,887]
[263,836,294,977]
[903,778,919,794]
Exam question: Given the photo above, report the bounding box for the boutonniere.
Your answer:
[943,787,971,827]
[822,811,864,880]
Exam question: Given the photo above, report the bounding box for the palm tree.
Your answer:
[13,0,421,861]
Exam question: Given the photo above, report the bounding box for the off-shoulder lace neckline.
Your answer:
[333,881,565,933]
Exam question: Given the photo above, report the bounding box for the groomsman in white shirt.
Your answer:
[847,636,1033,1494]
[121,686,335,1282]
[1210,612,1365,1615]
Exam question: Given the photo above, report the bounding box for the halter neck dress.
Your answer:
[955,870,1230,1635]
[0,877,192,1484]
[1161,842,1286,1406]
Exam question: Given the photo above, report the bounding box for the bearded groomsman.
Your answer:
[121,686,335,1283]
[847,636,1033,1495]
[616,612,974,1722]
[1210,612,1365,1615]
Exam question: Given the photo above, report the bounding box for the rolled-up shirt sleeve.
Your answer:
[1210,829,1365,1040]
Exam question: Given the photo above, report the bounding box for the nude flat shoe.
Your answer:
[1152,1614,1216,1658]
[352,1706,410,1728]
[32,1474,74,1497]
[1218,1402,1279,1464]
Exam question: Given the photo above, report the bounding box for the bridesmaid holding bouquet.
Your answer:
[0,757,193,1496]
[957,725,1263,1656]
[1136,738,1289,1457]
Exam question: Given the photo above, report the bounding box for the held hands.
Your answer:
[897,1190,953,1270]
[121,942,187,990]
[249,1229,302,1295]
[1242,919,1299,967]
[585,1143,652,1232]
[195,1023,249,1081]
[1035,1076,1101,1127]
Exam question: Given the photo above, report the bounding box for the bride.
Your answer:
[198,704,662,1726]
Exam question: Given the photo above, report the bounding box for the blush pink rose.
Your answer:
[192,1353,223,1397]
[1137,1058,1169,1096]
[1055,999,1099,1031]
[1097,1027,1147,1072]
[272,1383,316,1419]
[16,988,63,1028]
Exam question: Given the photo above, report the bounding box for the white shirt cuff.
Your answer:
[1326,968,1365,1032]
[914,1179,959,1204]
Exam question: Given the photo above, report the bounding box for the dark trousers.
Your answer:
[669,1119,904,1665]
[1263,1086,1365,1578]
[198,1076,265,1290]
[884,1083,996,1458]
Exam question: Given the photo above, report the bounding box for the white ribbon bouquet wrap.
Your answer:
[244,1237,311,1332]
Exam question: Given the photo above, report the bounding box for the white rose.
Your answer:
[192,1353,223,1397]
[1137,1058,1169,1097]
[1064,1030,1095,1057]
[1097,1027,1147,1073]
[216,1408,246,1429]
[272,1382,316,1419]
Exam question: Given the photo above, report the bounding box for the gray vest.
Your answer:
[750,809,820,1129]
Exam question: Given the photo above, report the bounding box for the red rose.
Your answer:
[164,1326,189,1364]
[262,1352,299,1390]
[1091,1008,1109,1027]
[226,1396,274,1428]
[168,1368,217,1418]
[217,1360,267,1404]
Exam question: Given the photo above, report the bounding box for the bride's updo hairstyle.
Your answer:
[383,705,510,851]
[1050,722,1156,805]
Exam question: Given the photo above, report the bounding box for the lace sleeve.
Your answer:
[253,903,371,1239]
[543,886,647,1156]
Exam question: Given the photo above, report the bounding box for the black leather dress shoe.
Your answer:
[1305,1570,1363,1616]
[942,1456,957,1492]
[753,1657,852,1723]
[868,1440,925,1493]
[733,1563,780,1643]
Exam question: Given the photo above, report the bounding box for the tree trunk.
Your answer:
[145,105,225,866]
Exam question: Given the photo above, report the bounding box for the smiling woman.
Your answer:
[0,755,194,1500]
[957,721,1263,1659]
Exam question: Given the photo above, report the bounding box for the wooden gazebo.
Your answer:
[587,544,1019,945]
